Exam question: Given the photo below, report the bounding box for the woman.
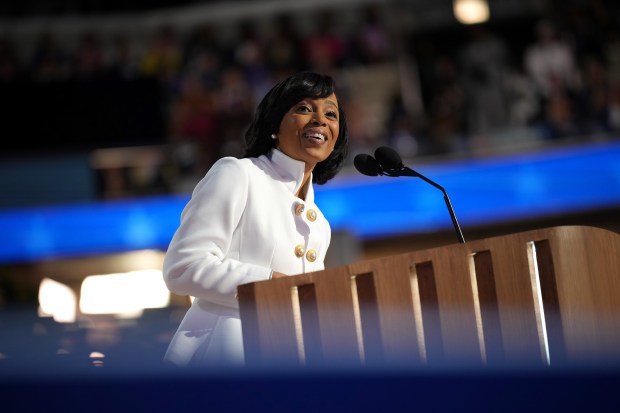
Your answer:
[163,71,349,367]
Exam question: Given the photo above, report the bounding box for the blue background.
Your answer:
[1,141,619,264]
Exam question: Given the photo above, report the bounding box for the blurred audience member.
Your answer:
[458,25,510,152]
[0,35,21,82]
[168,71,221,178]
[342,95,375,163]
[352,4,394,65]
[609,86,620,132]
[575,56,613,135]
[606,29,620,90]
[265,13,305,75]
[73,31,105,79]
[231,20,271,99]
[30,31,71,82]
[524,20,580,100]
[427,56,466,154]
[385,94,419,159]
[140,24,182,85]
[540,90,580,140]
[524,20,581,140]
[107,32,141,80]
[303,8,349,74]
[605,29,620,132]
[216,65,255,158]
[503,64,540,130]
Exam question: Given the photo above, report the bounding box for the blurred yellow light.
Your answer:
[38,278,77,323]
[80,269,170,318]
[453,0,490,24]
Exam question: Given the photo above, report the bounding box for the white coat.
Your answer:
[162,149,331,367]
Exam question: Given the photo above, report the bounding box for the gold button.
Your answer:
[306,249,317,262]
[306,209,317,222]
[294,245,305,258]
[295,203,305,216]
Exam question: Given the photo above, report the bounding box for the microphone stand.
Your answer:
[388,166,466,244]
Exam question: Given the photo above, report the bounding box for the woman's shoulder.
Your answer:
[212,156,251,167]
[209,156,258,174]
[199,156,270,186]
[191,156,256,196]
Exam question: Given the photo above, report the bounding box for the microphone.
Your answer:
[353,147,466,244]
[353,153,383,176]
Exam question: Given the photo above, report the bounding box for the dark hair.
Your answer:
[243,71,349,185]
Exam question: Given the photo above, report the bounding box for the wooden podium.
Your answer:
[237,226,620,368]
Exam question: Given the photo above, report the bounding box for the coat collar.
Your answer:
[264,149,314,202]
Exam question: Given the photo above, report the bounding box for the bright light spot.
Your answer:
[80,269,169,318]
[453,0,490,24]
[89,351,105,358]
[38,277,77,323]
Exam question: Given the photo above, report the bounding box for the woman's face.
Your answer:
[276,93,340,171]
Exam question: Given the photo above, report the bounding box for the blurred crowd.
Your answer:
[1,1,619,183]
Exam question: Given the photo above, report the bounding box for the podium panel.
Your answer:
[237,226,620,368]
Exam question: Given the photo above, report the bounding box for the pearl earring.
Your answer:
[271,134,277,140]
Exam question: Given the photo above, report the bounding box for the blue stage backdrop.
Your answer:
[1,141,619,264]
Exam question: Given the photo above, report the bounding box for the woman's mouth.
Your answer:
[303,131,327,144]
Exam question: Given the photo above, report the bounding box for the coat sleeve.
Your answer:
[162,157,272,308]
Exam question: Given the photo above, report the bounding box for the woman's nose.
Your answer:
[311,114,326,125]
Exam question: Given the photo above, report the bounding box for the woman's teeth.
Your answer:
[304,133,325,141]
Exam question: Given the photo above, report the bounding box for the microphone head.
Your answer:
[375,146,403,170]
[353,154,383,176]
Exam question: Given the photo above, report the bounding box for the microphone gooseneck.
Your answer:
[354,146,466,244]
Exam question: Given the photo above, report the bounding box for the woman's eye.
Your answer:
[295,104,337,120]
